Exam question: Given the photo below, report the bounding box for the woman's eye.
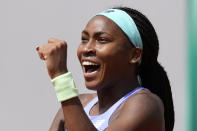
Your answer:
[81,37,88,43]
[97,37,108,43]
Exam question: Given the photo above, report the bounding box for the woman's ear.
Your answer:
[129,47,142,64]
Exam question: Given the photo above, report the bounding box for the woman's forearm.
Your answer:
[61,97,97,131]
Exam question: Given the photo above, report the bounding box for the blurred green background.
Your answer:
[188,0,197,131]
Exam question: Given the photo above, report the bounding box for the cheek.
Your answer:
[97,48,121,77]
[98,46,130,74]
[98,46,124,62]
[97,45,116,59]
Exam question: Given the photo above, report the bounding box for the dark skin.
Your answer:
[37,16,165,131]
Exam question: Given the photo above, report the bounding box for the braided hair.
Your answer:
[113,7,175,131]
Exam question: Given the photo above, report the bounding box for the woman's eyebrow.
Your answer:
[82,30,113,37]
[82,30,89,36]
[94,31,113,37]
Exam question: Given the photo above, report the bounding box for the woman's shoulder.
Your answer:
[108,90,165,131]
[127,89,164,109]
[123,90,164,118]
[119,90,165,130]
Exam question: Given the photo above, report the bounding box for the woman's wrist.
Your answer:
[51,72,79,102]
[49,69,68,79]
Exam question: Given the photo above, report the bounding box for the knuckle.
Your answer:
[48,38,54,43]
[48,38,58,43]
[58,41,67,48]
[48,47,56,54]
[56,43,62,49]
[61,41,67,48]
[62,40,67,44]
[59,40,66,44]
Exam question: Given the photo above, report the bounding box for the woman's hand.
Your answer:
[36,38,68,79]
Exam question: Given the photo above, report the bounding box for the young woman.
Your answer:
[37,7,174,131]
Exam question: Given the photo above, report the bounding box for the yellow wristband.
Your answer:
[51,72,79,102]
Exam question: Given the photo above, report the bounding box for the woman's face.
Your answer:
[77,15,135,90]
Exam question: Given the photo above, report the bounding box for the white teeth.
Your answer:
[82,61,98,66]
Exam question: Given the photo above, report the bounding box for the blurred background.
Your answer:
[0,0,196,130]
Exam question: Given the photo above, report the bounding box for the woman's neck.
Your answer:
[96,75,140,114]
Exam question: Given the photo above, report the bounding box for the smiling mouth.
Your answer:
[82,61,100,74]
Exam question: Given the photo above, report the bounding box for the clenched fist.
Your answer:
[36,38,68,79]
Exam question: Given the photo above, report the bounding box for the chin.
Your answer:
[84,75,109,91]
[85,80,101,91]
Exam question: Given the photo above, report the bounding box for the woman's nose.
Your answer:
[82,41,96,57]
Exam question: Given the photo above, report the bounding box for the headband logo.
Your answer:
[104,9,115,13]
